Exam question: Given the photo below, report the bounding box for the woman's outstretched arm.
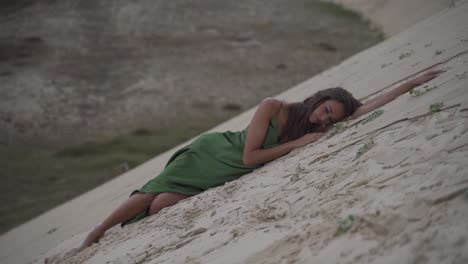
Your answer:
[351,69,445,119]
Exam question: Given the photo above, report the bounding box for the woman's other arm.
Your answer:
[243,98,324,166]
[352,70,445,119]
[243,98,296,167]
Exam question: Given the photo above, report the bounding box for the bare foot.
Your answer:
[79,226,105,251]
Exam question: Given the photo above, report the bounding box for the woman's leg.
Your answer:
[79,192,156,250]
[148,192,192,215]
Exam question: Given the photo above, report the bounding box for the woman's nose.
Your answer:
[320,115,328,124]
[321,115,331,125]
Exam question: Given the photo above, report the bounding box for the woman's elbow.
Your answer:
[242,157,253,167]
[242,154,255,167]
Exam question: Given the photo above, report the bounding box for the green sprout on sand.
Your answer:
[409,85,438,97]
[361,109,384,125]
[327,122,346,138]
[47,227,58,234]
[429,102,444,113]
[354,139,375,160]
[399,50,414,60]
[334,215,355,236]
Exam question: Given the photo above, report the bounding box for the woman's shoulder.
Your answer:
[259,97,284,115]
[248,97,286,133]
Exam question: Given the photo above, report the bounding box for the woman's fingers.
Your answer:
[410,69,445,86]
[426,69,446,79]
[424,69,445,76]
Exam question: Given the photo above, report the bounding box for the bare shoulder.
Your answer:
[258,97,283,115]
[249,97,283,128]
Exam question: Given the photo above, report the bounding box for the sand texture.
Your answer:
[1,1,468,264]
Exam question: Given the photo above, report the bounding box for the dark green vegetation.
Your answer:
[430,102,444,112]
[409,85,438,97]
[0,115,226,233]
[354,138,375,161]
[304,0,363,21]
[328,109,385,139]
[361,109,384,125]
[334,214,355,236]
[304,1,385,39]
[327,121,346,138]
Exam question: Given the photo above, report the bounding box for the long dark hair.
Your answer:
[279,87,362,143]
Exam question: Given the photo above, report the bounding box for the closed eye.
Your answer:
[326,106,334,123]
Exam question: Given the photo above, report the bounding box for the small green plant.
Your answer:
[361,109,384,125]
[409,85,438,97]
[399,50,414,60]
[454,71,467,80]
[327,122,346,138]
[354,139,375,160]
[380,62,392,69]
[334,215,355,236]
[464,190,468,200]
[47,227,57,234]
[304,0,363,21]
[429,102,444,113]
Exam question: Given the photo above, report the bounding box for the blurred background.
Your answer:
[0,0,383,234]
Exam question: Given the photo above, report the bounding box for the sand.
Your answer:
[1,1,468,264]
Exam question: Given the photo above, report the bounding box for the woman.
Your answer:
[80,69,444,250]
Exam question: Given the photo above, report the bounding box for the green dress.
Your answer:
[123,115,280,225]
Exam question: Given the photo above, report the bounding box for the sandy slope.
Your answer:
[1,1,468,264]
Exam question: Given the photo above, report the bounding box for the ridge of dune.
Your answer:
[1,1,468,264]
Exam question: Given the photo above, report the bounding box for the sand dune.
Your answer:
[1,1,467,264]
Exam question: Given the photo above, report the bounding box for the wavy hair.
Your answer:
[279,87,362,143]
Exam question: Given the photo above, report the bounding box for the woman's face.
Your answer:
[309,100,346,126]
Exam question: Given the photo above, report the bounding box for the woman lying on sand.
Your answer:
[80,69,444,250]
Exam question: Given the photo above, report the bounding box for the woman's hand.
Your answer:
[78,226,105,251]
[293,133,325,148]
[352,69,446,120]
[407,69,445,87]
